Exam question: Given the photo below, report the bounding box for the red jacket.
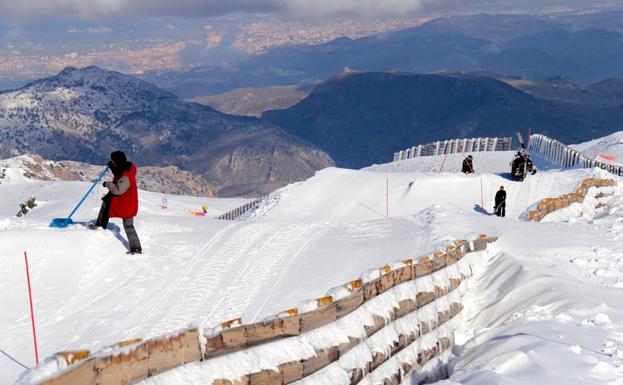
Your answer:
[109,164,139,218]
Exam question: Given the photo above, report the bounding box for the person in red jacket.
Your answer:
[90,151,142,254]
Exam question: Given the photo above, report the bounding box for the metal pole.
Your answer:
[24,251,39,365]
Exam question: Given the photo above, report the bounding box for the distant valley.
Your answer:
[143,11,623,99]
[192,85,312,117]
[263,72,623,168]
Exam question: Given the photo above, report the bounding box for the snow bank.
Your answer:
[524,176,618,221]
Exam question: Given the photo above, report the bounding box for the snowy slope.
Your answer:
[4,150,623,385]
[255,165,587,222]
[573,130,623,165]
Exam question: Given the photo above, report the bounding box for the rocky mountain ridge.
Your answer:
[0,154,216,196]
[0,66,333,196]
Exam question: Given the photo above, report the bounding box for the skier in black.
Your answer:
[462,155,474,174]
[494,186,506,217]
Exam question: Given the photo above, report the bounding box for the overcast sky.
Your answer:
[0,0,430,20]
[0,0,611,21]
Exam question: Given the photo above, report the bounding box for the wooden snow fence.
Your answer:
[32,235,495,385]
[529,133,623,175]
[393,136,513,162]
[527,177,617,222]
[218,197,264,220]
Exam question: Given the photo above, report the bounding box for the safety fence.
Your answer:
[22,235,495,385]
[218,197,264,220]
[393,137,513,162]
[528,134,623,176]
[526,177,617,222]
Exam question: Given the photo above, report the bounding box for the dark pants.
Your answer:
[123,218,142,252]
[95,193,112,229]
[495,202,506,217]
[96,194,142,252]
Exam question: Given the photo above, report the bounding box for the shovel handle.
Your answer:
[64,166,109,221]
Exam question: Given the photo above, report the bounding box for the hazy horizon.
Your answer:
[0,0,622,91]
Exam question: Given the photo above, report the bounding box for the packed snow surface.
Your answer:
[573,131,623,165]
[3,150,623,385]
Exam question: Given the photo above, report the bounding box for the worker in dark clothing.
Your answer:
[462,155,474,174]
[494,186,506,217]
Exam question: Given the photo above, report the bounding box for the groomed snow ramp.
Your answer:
[18,236,494,385]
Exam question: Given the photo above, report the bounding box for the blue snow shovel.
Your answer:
[49,166,109,228]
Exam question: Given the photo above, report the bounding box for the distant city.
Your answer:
[0,16,430,84]
[0,0,621,90]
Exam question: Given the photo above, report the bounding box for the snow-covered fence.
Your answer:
[392,137,513,162]
[529,134,623,176]
[23,235,495,385]
[218,197,264,220]
[526,177,617,222]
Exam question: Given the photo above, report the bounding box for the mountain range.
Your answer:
[0,67,333,196]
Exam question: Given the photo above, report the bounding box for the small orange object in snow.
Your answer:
[597,152,618,162]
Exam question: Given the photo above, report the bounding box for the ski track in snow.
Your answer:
[124,222,237,337]
[143,222,274,337]
[204,224,323,325]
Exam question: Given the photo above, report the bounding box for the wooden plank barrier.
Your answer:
[218,197,265,220]
[212,280,468,385]
[527,178,618,222]
[32,236,494,385]
[38,328,202,385]
[393,136,513,162]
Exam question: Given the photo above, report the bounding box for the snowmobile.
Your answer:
[510,132,537,181]
[510,149,537,181]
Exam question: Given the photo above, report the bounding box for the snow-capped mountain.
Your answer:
[0,66,333,196]
[0,154,216,196]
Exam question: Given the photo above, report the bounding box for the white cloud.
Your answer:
[66,24,112,34]
[86,24,113,33]
[0,0,432,20]
[0,0,125,20]
[284,0,431,18]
